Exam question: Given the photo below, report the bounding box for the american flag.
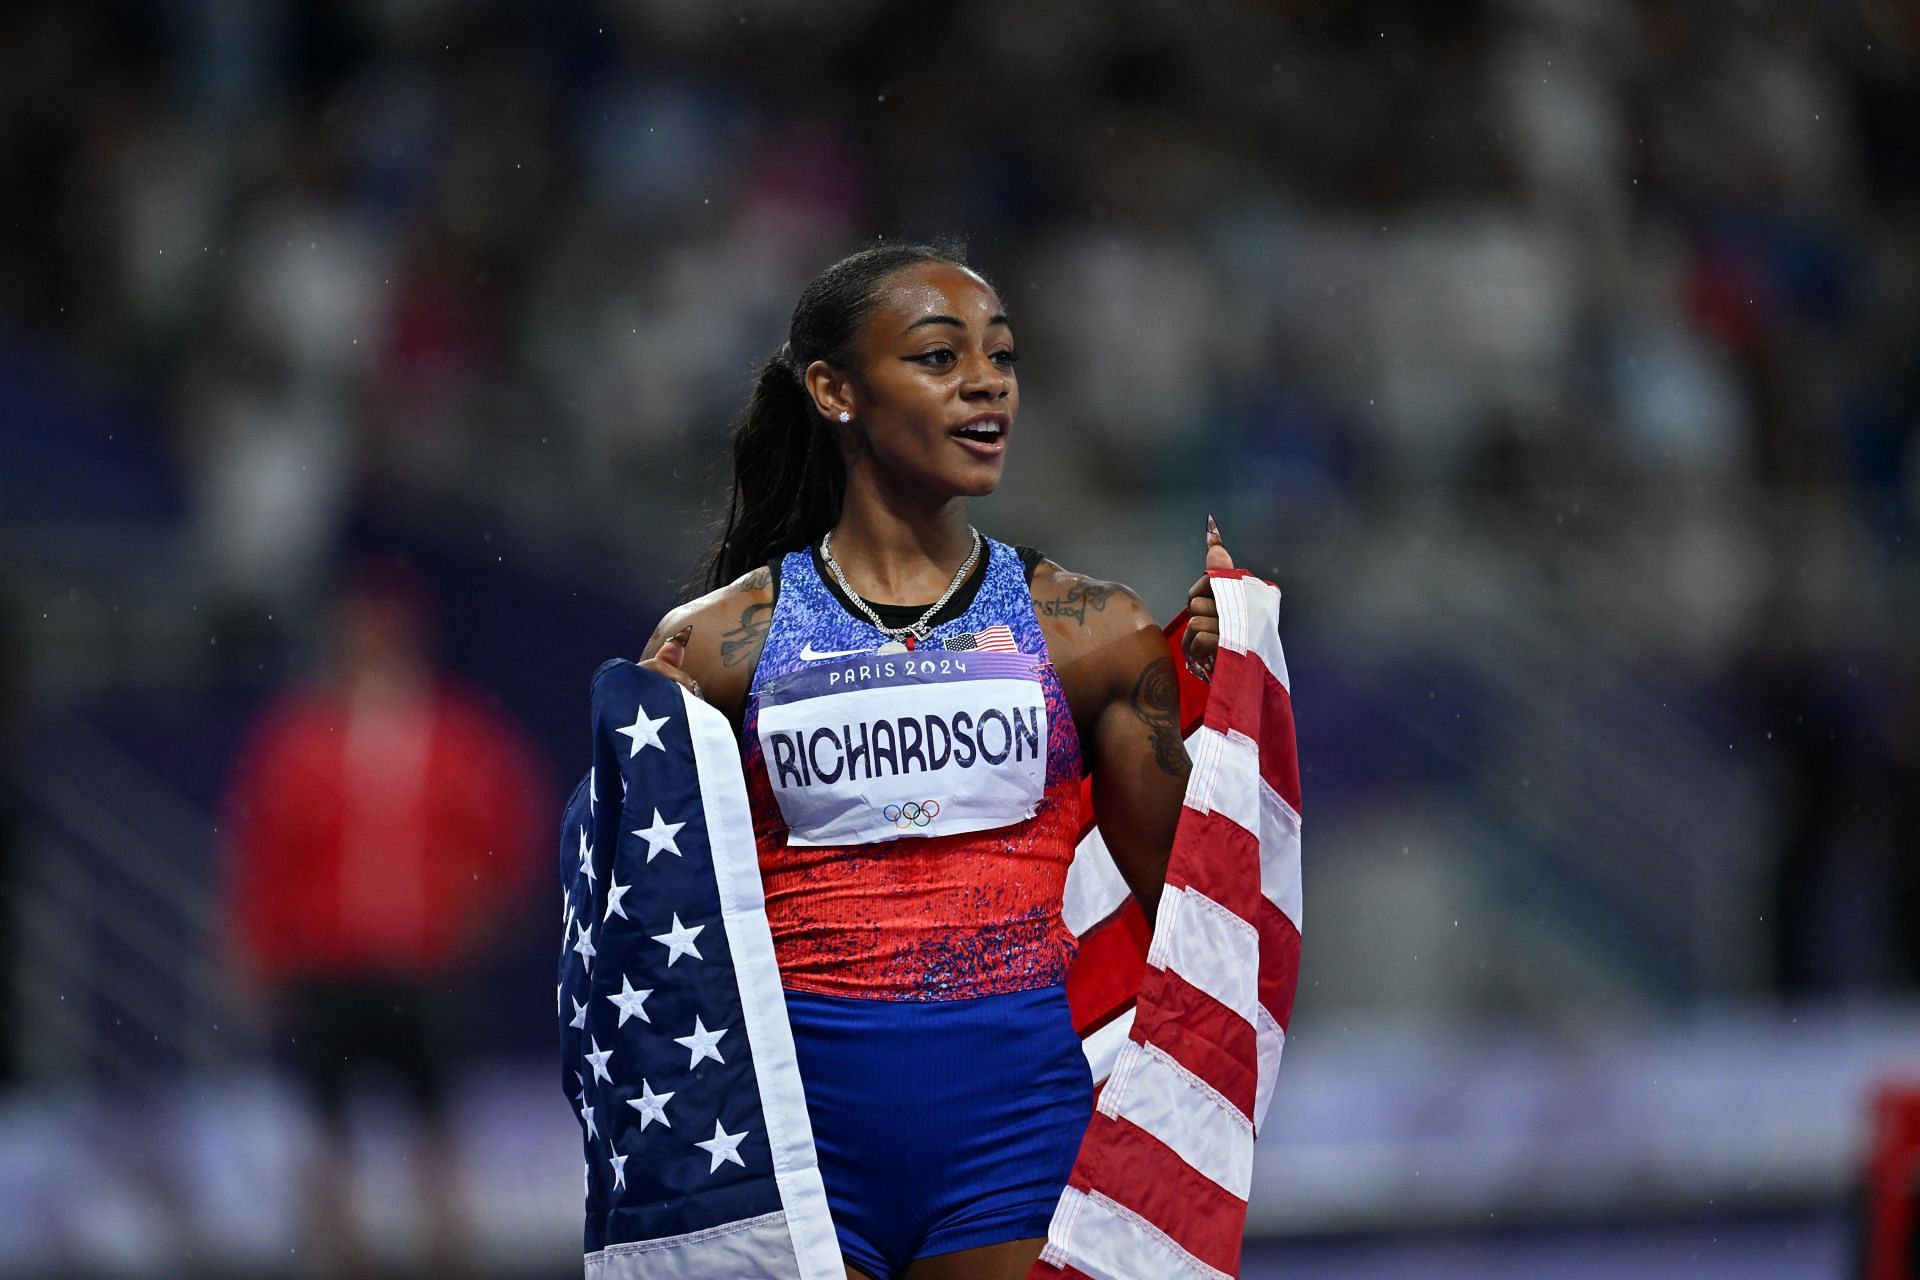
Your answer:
[558,658,843,1278]
[560,570,1300,1278]
[942,623,1020,653]
[1037,569,1302,1279]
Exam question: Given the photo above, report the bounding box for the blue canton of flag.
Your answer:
[558,659,842,1278]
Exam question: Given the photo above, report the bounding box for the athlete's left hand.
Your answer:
[1182,514,1234,682]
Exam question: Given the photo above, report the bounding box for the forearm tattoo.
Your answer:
[1129,656,1187,777]
[719,600,773,667]
[1036,579,1116,625]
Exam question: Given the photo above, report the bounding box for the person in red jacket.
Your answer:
[220,559,547,1280]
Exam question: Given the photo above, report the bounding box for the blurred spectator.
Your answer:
[217,558,548,1280]
[177,333,355,657]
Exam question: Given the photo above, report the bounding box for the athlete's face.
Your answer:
[842,262,1018,499]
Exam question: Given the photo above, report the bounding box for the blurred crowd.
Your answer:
[2,0,1917,1006]
[0,6,1915,1275]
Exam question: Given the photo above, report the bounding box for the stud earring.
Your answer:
[838,411,851,423]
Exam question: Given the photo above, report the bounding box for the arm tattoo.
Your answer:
[1129,656,1187,777]
[738,566,771,592]
[1035,579,1116,625]
[719,601,773,667]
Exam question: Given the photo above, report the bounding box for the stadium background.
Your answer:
[2,0,1918,1276]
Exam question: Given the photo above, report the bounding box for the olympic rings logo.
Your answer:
[882,800,942,829]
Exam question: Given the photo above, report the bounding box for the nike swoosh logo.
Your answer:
[798,642,871,661]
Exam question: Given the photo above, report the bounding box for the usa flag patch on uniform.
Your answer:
[941,624,1018,653]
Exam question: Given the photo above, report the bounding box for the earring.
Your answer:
[838,411,851,423]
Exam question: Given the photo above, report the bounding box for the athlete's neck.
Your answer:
[826,487,975,606]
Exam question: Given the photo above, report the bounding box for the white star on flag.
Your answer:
[569,996,588,1030]
[673,1016,727,1070]
[610,1151,628,1193]
[585,1036,614,1085]
[588,766,596,814]
[632,809,686,862]
[694,1119,748,1173]
[572,922,596,972]
[582,1104,598,1141]
[650,914,703,966]
[626,1080,673,1131]
[616,705,669,757]
[606,976,652,1026]
[577,826,596,886]
[603,876,632,922]
[573,1070,586,1109]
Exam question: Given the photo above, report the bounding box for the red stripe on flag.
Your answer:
[1256,896,1302,1032]
[1131,965,1258,1119]
[1067,1112,1248,1276]
[1205,646,1301,814]
[1066,900,1151,1032]
[1165,806,1263,921]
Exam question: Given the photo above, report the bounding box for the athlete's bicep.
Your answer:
[1086,613,1188,925]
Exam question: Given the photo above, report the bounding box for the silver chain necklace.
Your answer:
[819,527,982,645]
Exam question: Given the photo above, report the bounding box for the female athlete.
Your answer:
[636,243,1235,1280]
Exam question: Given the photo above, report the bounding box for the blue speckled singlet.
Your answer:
[740,535,1087,1001]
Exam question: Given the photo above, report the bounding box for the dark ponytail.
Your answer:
[704,240,970,591]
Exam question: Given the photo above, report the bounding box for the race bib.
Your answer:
[755,651,1049,847]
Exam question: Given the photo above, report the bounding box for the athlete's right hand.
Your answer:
[639,622,704,700]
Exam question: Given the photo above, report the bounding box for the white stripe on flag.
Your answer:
[1214,575,1288,690]
[1256,766,1303,930]
[588,1211,803,1279]
[1063,825,1132,937]
[1042,1186,1233,1280]
[1189,725,1303,931]
[1147,884,1259,1028]
[681,686,843,1280]
[1100,1039,1254,1198]
[1253,1003,1286,1135]
[1080,1007,1135,1085]
[1185,725,1262,842]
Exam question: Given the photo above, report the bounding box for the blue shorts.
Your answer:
[783,984,1093,1280]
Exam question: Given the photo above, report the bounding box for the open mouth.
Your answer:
[951,415,1009,451]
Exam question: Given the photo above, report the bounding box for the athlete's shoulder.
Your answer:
[1028,558,1166,722]
[641,565,777,720]
[645,565,775,655]
[1027,558,1155,634]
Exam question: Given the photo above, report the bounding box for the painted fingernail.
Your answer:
[1206,513,1220,541]
[671,623,694,645]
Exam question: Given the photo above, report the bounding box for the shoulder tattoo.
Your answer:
[1129,656,1187,777]
[1035,578,1117,625]
[738,566,772,592]
[719,599,773,667]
